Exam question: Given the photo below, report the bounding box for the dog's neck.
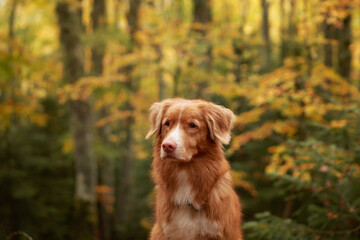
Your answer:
[152,142,230,207]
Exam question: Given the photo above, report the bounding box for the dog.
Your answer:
[146,98,243,240]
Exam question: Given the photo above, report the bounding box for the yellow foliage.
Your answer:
[133,144,149,161]
[30,113,49,127]
[95,110,132,127]
[229,134,251,154]
[268,144,286,154]
[234,107,266,127]
[140,218,152,230]
[273,120,298,136]
[231,62,360,159]
[282,103,303,117]
[304,104,325,122]
[94,93,116,110]
[62,138,74,154]
[231,170,258,197]
[0,99,49,129]
[330,120,348,129]
[266,153,281,174]
[299,172,312,182]
[267,138,360,183]
[231,119,298,153]
[58,74,126,104]
[278,155,295,175]
[267,147,315,182]
[108,134,119,143]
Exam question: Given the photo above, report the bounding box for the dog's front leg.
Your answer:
[206,174,243,240]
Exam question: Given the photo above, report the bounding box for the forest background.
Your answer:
[1,0,360,239]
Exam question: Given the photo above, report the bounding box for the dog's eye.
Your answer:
[189,123,197,128]
[164,121,170,126]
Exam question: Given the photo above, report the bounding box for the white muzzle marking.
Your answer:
[161,123,186,160]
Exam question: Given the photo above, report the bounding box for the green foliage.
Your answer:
[0,97,74,239]
[234,63,360,239]
[243,139,360,240]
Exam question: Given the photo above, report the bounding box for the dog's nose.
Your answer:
[162,141,177,153]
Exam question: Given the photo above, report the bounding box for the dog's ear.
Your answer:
[205,103,236,145]
[145,102,164,139]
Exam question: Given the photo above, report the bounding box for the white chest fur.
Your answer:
[173,171,194,206]
[162,207,220,240]
[163,171,220,239]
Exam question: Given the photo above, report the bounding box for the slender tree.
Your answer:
[114,0,119,28]
[280,0,288,64]
[4,0,19,234]
[233,0,248,83]
[90,0,113,240]
[193,0,212,29]
[155,44,165,100]
[8,0,17,53]
[114,0,141,238]
[91,0,106,75]
[304,0,312,77]
[56,2,97,238]
[127,0,141,43]
[337,11,352,81]
[6,0,18,101]
[192,0,212,98]
[323,17,335,67]
[77,0,85,32]
[288,0,299,57]
[260,0,271,72]
[173,63,181,96]
[288,0,297,39]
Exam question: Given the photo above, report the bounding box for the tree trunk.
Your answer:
[336,9,352,166]
[174,0,185,21]
[260,0,271,72]
[126,0,141,44]
[192,0,212,98]
[193,0,212,30]
[288,0,297,38]
[113,99,134,239]
[173,65,181,97]
[56,2,97,238]
[113,0,141,238]
[233,41,243,83]
[337,13,352,81]
[114,0,121,28]
[233,0,248,83]
[155,44,165,100]
[90,0,113,240]
[8,0,17,51]
[91,0,106,75]
[304,0,312,77]
[4,0,19,234]
[6,0,18,103]
[323,19,335,68]
[77,0,86,32]
[287,0,300,57]
[280,0,288,64]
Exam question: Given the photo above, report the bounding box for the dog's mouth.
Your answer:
[162,152,190,162]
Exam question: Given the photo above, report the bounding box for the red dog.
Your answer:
[146,98,243,240]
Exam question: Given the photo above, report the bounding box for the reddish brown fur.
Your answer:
[146,98,243,240]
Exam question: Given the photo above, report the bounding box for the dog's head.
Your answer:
[146,98,235,162]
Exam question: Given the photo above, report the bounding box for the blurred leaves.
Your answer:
[0,0,360,239]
